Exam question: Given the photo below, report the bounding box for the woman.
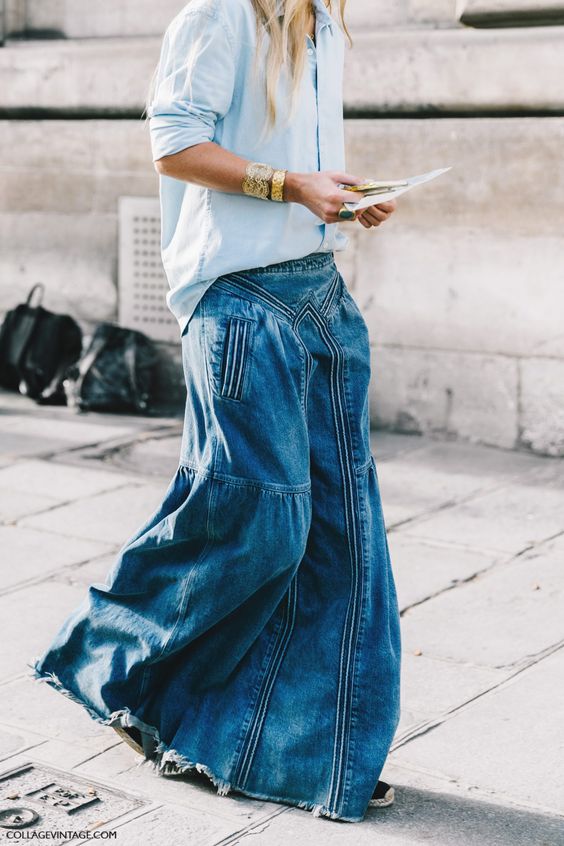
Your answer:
[29,0,401,824]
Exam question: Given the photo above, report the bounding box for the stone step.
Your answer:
[346,26,564,113]
[6,0,184,39]
[2,0,460,40]
[6,1,564,42]
[1,26,564,116]
[461,0,564,27]
[0,38,157,115]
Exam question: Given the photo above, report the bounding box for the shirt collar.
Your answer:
[274,0,334,34]
[311,0,335,33]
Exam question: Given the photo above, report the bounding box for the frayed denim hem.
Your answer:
[26,656,365,824]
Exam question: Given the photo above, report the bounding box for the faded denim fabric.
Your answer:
[148,0,349,336]
[29,252,401,823]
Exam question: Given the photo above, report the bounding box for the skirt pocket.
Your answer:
[219,316,253,401]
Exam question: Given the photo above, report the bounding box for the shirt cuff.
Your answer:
[149,107,216,162]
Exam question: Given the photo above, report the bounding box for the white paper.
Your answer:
[343,167,451,212]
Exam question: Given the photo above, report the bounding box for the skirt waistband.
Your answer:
[215,251,341,316]
[235,251,335,276]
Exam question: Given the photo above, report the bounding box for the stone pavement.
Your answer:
[0,389,563,845]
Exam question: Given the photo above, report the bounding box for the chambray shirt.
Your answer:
[148,0,349,335]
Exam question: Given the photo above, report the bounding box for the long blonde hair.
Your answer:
[251,0,351,132]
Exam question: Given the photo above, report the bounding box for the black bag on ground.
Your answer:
[63,322,159,414]
[0,284,83,403]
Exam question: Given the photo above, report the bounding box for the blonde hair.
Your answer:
[145,0,351,131]
[251,0,350,134]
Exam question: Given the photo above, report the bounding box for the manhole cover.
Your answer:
[0,806,40,828]
[0,762,147,836]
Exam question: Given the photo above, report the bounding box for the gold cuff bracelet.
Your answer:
[270,169,287,202]
[242,162,275,200]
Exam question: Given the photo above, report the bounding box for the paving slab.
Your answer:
[112,802,238,846]
[395,708,431,738]
[0,723,47,764]
[0,488,58,523]
[0,413,138,459]
[0,733,119,773]
[78,753,286,825]
[371,432,430,462]
[0,677,115,752]
[376,439,541,529]
[0,579,90,679]
[89,433,183,480]
[389,534,497,610]
[0,526,111,592]
[391,648,564,815]
[51,553,116,589]
[236,786,564,846]
[0,389,176,430]
[400,467,564,553]
[400,535,564,668]
[399,654,504,722]
[0,458,136,500]
[18,481,170,544]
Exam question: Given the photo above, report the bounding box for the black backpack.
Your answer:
[0,284,83,404]
[63,322,159,414]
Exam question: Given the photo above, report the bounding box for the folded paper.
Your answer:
[341,167,452,212]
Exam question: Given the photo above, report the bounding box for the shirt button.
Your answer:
[307,48,314,56]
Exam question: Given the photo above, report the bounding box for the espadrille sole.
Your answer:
[368,784,395,808]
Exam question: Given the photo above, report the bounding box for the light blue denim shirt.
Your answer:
[148,0,349,335]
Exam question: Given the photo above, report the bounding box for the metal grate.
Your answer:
[118,196,179,343]
[0,761,147,833]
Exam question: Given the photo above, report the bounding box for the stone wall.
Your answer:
[1,1,563,453]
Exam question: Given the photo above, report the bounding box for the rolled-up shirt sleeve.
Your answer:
[148,7,236,162]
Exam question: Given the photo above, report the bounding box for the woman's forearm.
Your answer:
[154,141,306,203]
[154,141,368,223]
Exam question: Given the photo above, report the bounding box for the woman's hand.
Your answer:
[356,200,397,229]
[285,171,365,223]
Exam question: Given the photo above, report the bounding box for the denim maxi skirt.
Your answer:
[29,251,401,823]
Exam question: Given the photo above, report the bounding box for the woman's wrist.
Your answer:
[239,162,306,205]
[284,171,307,204]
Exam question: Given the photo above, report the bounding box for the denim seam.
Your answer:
[224,275,294,319]
[135,473,218,695]
[177,460,311,495]
[212,279,293,323]
[343,472,370,814]
[354,456,373,476]
[319,269,341,317]
[234,576,299,789]
[302,344,314,417]
[291,309,314,415]
[324,277,347,327]
[201,290,216,406]
[230,273,293,319]
[229,600,288,787]
[306,305,363,817]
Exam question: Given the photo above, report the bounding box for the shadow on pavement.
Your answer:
[365,786,564,845]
